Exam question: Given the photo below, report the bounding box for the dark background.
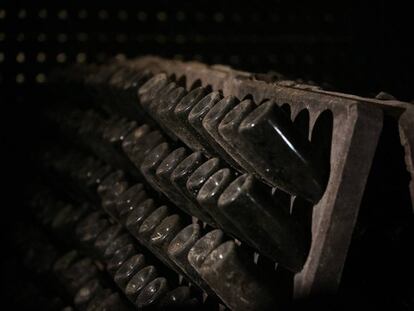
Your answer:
[1,1,413,99]
[0,0,413,309]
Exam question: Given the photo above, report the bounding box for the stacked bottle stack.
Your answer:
[29,187,210,310]
[35,58,331,310]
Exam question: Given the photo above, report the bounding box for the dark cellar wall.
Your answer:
[1,1,413,99]
[0,0,413,309]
